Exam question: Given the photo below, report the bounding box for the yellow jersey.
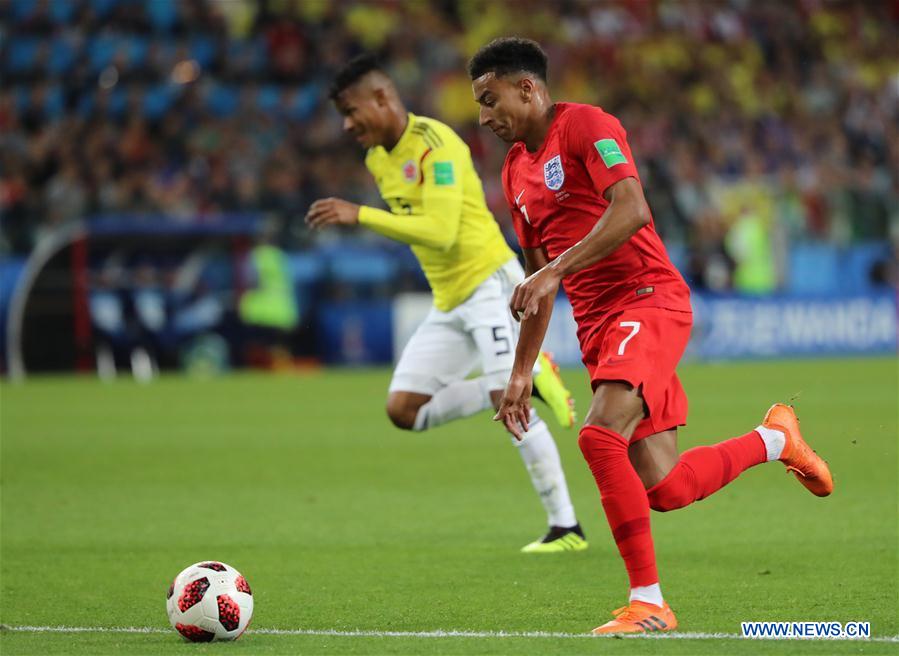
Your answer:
[359,113,514,311]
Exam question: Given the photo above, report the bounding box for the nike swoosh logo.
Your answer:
[514,189,525,205]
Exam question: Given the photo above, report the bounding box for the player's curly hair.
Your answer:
[329,53,385,100]
[467,37,548,82]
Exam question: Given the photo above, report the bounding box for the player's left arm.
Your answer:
[551,176,650,275]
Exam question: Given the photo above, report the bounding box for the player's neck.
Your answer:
[383,108,409,152]
[523,102,556,153]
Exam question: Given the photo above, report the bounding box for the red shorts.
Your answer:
[581,307,693,441]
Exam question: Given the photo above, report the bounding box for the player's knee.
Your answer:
[584,410,635,437]
[647,479,691,512]
[385,398,418,431]
[577,425,628,459]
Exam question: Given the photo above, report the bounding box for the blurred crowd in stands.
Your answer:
[1,0,897,294]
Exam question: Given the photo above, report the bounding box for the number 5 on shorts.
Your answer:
[618,321,641,355]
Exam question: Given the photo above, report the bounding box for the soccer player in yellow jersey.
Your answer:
[306,54,586,552]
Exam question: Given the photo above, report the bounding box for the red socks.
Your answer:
[647,431,766,512]
[578,426,768,589]
[578,425,658,588]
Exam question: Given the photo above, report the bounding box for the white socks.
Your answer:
[755,425,786,461]
[413,378,492,430]
[630,583,664,607]
[411,364,543,431]
[412,381,577,529]
[514,410,578,528]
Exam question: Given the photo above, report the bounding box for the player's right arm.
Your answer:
[493,245,556,439]
[512,246,554,377]
[356,143,464,251]
[306,137,464,250]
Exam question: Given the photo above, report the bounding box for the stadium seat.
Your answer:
[190,36,217,68]
[87,36,149,73]
[10,0,34,20]
[75,92,95,117]
[48,38,77,76]
[108,87,129,118]
[143,84,178,120]
[227,39,267,75]
[128,37,149,68]
[146,0,178,32]
[88,35,120,72]
[89,0,120,19]
[49,0,77,24]
[42,85,65,119]
[206,84,239,117]
[286,84,321,121]
[6,38,39,73]
[15,85,66,119]
[257,86,282,114]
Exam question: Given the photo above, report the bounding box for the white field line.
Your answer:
[2,624,899,643]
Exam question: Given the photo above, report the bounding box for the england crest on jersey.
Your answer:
[544,155,564,191]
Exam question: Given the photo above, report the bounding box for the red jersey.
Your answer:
[502,102,691,345]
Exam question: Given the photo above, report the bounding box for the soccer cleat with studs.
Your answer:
[591,600,678,634]
[520,523,588,553]
[763,403,833,497]
[532,351,576,428]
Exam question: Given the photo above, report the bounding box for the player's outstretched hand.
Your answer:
[509,265,562,322]
[493,373,533,440]
[305,197,361,228]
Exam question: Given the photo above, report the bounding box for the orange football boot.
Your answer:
[763,403,833,497]
[591,600,677,635]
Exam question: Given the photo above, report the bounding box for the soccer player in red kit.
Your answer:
[469,37,834,634]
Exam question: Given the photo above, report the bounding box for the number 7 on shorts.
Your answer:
[617,321,641,355]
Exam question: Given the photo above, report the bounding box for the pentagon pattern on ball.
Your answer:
[177,577,210,612]
[198,562,227,572]
[217,594,241,631]
[175,623,215,642]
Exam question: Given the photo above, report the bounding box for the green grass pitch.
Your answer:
[1,358,896,654]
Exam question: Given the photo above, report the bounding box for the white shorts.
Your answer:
[389,259,524,396]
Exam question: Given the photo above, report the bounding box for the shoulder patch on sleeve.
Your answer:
[433,161,455,185]
[594,139,628,168]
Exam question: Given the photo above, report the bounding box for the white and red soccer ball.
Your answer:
[166,561,253,641]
